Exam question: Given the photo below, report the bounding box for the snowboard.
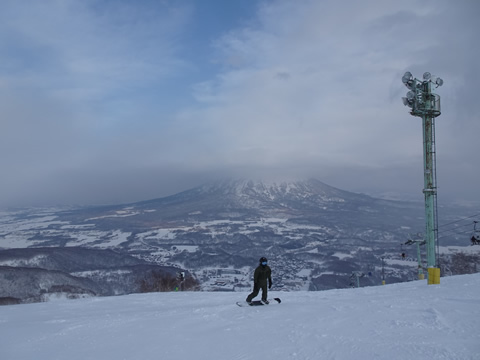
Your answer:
[236,298,281,307]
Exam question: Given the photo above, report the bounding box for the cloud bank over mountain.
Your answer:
[1,0,478,207]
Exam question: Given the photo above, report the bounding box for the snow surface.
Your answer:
[1,274,479,360]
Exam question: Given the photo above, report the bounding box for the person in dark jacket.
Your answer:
[246,257,272,304]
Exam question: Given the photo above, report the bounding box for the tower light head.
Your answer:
[402,71,413,84]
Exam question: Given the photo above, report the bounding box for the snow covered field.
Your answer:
[1,274,479,360]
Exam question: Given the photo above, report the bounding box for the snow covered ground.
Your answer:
[1,274,479,360]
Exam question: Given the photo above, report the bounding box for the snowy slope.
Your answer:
[1,274,479,360]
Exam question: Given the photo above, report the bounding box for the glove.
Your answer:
[268,282,272,289]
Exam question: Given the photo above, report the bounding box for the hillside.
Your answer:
[1,273,479,360]
[0,248,183,303]
[1,178,477,298]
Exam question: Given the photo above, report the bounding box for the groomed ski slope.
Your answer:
[1,273,479,360]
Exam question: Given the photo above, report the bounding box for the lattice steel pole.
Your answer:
[401,71,443,284]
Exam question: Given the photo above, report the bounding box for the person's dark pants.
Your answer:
[246,283,268,302]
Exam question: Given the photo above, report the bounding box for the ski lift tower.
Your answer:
[401,71,443,285]
[405,236,426,280]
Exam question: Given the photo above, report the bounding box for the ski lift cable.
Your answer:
[437,222,474,236]
[437,213,480,229]
[440,222,473,231]
[438,227,473,238]
[438,214,480,228]
[437,224,478,239]
[437,228,473,241]
[435,226,473,240]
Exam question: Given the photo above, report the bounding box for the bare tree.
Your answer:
[139,271,200,293]
[440,252,479,276]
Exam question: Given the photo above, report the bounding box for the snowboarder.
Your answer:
[246,257,272,304]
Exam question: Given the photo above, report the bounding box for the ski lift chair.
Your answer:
[471,221,480,245]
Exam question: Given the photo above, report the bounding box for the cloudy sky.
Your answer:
[0,0,478,207]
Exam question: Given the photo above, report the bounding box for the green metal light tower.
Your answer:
[401,71,443,285]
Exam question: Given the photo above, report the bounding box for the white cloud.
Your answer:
[0,0,478,206]
[0,0,192,99]
[174,0,479,200]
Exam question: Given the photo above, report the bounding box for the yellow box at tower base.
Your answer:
[428,268,440,284]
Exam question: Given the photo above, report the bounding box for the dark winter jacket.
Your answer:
[253,265,272,286]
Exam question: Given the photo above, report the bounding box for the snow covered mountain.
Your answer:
[1,273,479,360]
[0,178,477,301]
[70,178,425,226]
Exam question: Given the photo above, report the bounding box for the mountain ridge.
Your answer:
[69,178,422,228]
[1,177,474,300]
